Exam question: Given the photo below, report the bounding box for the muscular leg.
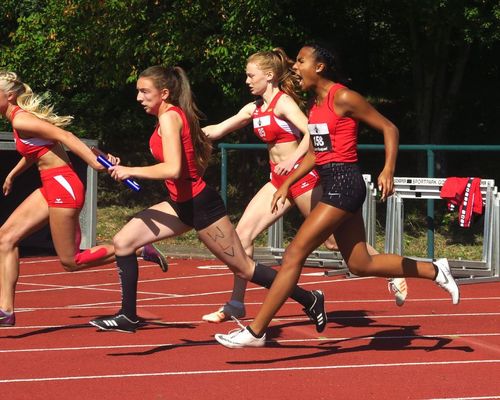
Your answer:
[307,184,407,303]
[243,204,435,333]
[220,184,335,312]
[202,183,302,322]
[49,207,115,271]
[114,201,191,256]
[295,185,338,250]
[198,215,256,279]
[198,215,315,307]
[113,201,191,318]
[89,201,192,332]
[248,202,349,335]
[227,183,294,304]
[335,210,436,279]
[0,190,49,312]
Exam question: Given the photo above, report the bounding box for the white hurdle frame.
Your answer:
[267,174,377,273]
[385,177,499,283]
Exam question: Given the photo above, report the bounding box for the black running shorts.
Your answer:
[317,162,366,213]
[166,185,228,231]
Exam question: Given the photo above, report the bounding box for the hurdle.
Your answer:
[268,174,377,274]
[385,177,499,283]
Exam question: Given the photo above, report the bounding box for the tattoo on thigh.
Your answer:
[207,226,235,257]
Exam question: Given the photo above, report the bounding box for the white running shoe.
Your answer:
[388,277,408,306]
[214,317,266,348]
[434,258,460,304]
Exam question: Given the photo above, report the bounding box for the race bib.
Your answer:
[253,115,272,140]
[308,123,332,152]
[253,115,271,128]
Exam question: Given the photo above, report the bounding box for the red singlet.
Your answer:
[251,91,320,198]
[11,106,56,159]
[307,83,358,165]
[252,91,300,144]
[149,106,206,202]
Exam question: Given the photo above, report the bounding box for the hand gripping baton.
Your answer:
[91,147,141,192]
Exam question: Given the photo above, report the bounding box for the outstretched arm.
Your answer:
[336,88,399,200]
[12,112,104,171]
[203,103,255,140]
[109,110,185,181]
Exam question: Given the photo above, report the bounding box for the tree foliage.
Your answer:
[0,0,498,186]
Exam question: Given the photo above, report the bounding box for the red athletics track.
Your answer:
[1,255,499,400]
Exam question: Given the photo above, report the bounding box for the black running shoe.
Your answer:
[303,290,327,333]
[89,314,140,333]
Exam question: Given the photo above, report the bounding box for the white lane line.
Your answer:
[8,297,500,319]
[1,359,499,384]
[15,282,179,298]
[16,274,500,302]
[1,332,500,354]
[16,271,234,292]
[20,258,60,264]
[427,397,500,400]
[19,262,179,276]
[11,278,336,301]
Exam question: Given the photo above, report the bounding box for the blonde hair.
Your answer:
[0,71,73,127]
[139,66,212,171]
[247,48,303,107]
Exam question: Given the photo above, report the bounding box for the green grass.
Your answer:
[96,205,485,260]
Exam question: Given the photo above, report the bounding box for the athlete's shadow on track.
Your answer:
[1,317,196,339]
[326,309,409,329]
[263,309,413,336]
[1,323,93,339]
[108,338,215,356]
[224,310,474,365]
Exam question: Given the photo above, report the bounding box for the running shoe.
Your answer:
[214,317,266,348]
[202,302,246,323]
[303,290,327,333]
[142,243,168,272]
[388,277,408,306]
[0,309,15,327]
[434,258,460,304]
[89,313,140,333]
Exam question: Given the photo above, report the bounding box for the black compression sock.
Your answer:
[116,254,139,319]
[250,262,314,308]
[247,325,264,338]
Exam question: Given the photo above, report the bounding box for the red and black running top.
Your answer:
[149,106,206,202]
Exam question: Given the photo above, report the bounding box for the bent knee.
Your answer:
[60,257,78,272]
[0,231,19,252]
[234,269,252,281]
[324,237,339,251]
[113,234,134,254]
[346,261,371,277]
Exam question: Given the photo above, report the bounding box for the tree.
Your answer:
[401,0,499,145]
[1,0,498,181]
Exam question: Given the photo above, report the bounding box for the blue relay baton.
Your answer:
[91,147,141,192]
